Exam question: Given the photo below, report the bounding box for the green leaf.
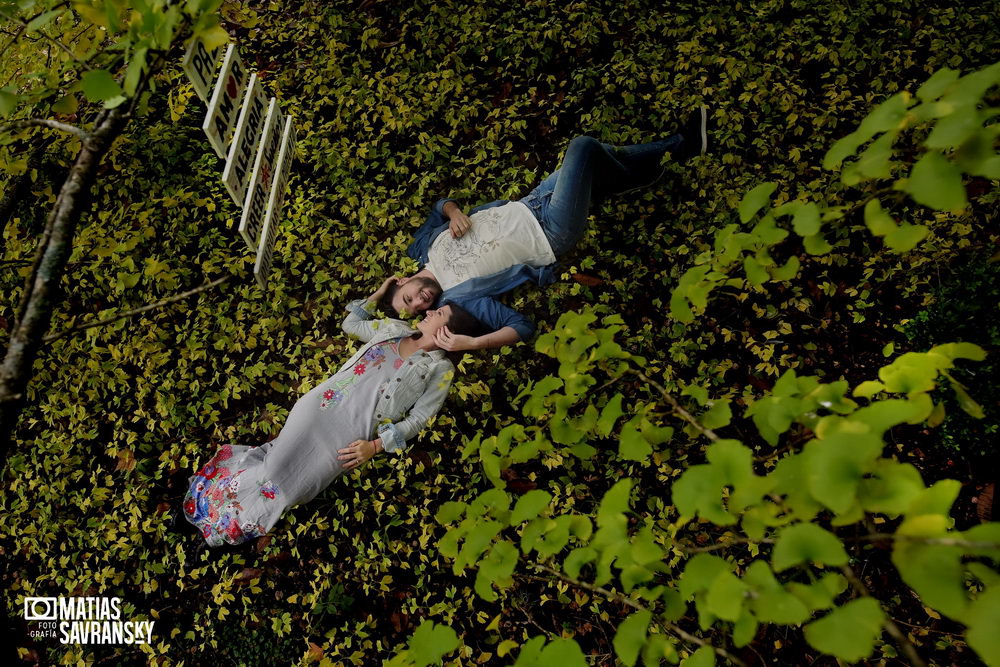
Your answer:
[700,399,732,429]
[672,464,734,525]
[804,598,886,662]
[679,554,732,599]
[853,380,885,398]
[475,540,519,602]
[0,87,17,117]
[596,393,625,437]
[916,67,959,102]
[863,199,896,237]
[947,378,985,418]
[738,182,777,223]
[743,255,769,287]
[884,223,929,253]
[407,620,460,666]
[805,433,882,514]
[510,490,552,525]
[435,501,467,524]
[81,69,124,103]
[772,523,849,572]
[25,8,62,33]
[925,106,982,150]
[613,610,652,667]
[824,130,865,170]
[791,202,821,237]
[803,233,832,255]
[679,646,715,667]
[966,586,1000,666]
[770,255,800,281]
[905,151,968,211]
[619,419,652,461]
[892,543,967,618]
[705,570,748,621]
[563,546,597,579]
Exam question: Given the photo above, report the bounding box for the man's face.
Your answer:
[391,279,438,316]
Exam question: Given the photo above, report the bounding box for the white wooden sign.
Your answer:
[203,44,249,159]
[254,117,296,289]
[221,73,268,205]
[182,38,223,103]
[238,99,285,253]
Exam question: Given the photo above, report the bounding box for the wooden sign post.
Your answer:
[182,34,296,291]
[181,38,222,103]
[255,118,296,289]
[238,100,285,254]
[203,44,249,159]
[222,73,268,205]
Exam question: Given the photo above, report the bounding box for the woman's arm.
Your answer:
[377,359,455,453]
[341,277,398,341]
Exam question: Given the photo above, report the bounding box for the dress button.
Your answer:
[396,378,401,382]
[376,413,381,418]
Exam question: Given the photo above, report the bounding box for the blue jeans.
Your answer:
[519,134,684,257]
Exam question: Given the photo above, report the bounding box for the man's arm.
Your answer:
[437,325,521,351]
[437,295,534,351]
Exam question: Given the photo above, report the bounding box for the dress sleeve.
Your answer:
[377,359,455,453]
[341,299,382,342]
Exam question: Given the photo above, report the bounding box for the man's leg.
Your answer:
[533,134,684,256]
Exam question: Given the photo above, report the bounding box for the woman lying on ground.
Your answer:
[180,278,483,547]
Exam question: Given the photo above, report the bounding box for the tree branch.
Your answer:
[529,563,747,666]
[626,368,720,442]
[0,118,89,140]
[42,274,232,344]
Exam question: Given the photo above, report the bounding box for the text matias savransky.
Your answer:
[23,596,155,645]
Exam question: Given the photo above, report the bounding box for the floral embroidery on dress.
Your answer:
[183,444,257,546]
[318,338,402,410]
[259,480,279,500]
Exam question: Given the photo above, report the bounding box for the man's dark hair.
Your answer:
[378,281,401,317]
[379,276,441,317]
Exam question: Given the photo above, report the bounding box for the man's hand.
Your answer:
[448,210,472,239]
[370,276,400,302]
[338,438,382,470]
[434,325,477,351]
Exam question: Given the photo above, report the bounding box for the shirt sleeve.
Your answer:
[444,295,534,341]
[377,359,455,452]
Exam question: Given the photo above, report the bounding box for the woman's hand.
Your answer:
[434,326,476,351]
[338,438,382,470]
[448,210,472,239]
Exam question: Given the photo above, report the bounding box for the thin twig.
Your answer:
[626,368,720,441]
[0,5,82,67]
[840,564,927,667]
[0,118,89,140]
[530,564,747,666]
[42,274,232,343]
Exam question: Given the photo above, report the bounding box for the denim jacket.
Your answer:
[340,300,454,453]
[405,198,557,340]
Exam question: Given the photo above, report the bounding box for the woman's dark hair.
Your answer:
[440,301,487,363]
[442,302,487,338]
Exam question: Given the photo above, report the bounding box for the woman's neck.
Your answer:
[398,333,436,359]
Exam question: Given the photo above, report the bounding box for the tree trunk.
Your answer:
[0,105,129,469]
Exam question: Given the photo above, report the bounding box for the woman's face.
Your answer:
[415,305,453,339]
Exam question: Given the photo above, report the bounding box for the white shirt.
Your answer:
[425,201,556,291]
